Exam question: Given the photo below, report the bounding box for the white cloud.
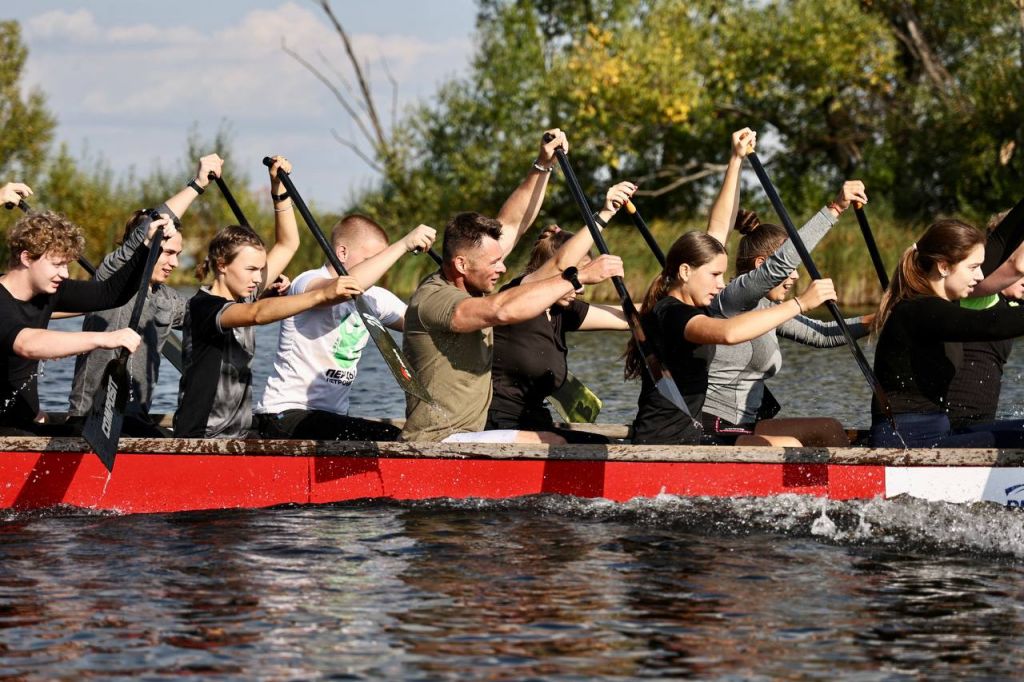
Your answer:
[16,2,473,206]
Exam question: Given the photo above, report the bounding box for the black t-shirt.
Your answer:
[945,298,1017,427]
[173,289,257,438]
[487,276,589,430]
[0,245,149,429]
[631,296,710,445]
[873,296,1024,419]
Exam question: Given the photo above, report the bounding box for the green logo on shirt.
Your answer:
[332,312,370,370]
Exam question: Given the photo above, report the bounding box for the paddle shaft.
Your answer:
[746,152,894,420]
[4,199,184,372]
[624,200,666,268]
[854,205,889,289]
[546,138,696,421]
[210,173,250,227]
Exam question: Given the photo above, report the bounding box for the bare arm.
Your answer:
[972,251,1024,297]
[706,128,756,245]
[495,129,566,257]
[524,181,637,283]
[450,254,624,332]
[218,276,363,329]
[262,155,301,286]
[686,279,836,344]
[577,304,628,331]
[344,224,436,290]
[13,327,139,360]
[164,153,224,219]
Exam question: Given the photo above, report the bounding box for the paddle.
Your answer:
[854,203,889,289]
[82,227,166,471]
[746,152,895,424]
[623,200,667,266]
[262,157,432,403]
[544,135,697,423]
[3,199,184,373]
[209,172,251,227]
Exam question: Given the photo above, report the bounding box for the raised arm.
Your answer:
[163,153,224,219]
[687,279,836,344]
[524,181,637,283]
[449,255,623,333]
[706,128,756,245]
[495,129,566,256]
[218,276,363,329]
[345,225,436,290]
[262,155,301,286]
[710,181,865,317]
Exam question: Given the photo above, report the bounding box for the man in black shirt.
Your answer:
[0,201,173,435]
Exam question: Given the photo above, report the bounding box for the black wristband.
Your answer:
[272,191,290,203]
[561,266,583,292]
[186,178,204,195]
[592,212,607,228]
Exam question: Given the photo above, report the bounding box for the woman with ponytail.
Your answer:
[173,156,362,438]
[627,231,836,445]
[870,219,1024,447]
[486,182,635,443]
[701,182,872,446]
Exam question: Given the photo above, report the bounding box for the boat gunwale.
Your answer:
[1,436,1024,467]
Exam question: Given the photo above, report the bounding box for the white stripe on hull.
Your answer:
[886,467,1024,507]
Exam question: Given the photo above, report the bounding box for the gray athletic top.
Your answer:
[67,204,187,419]
[703,207,868,425]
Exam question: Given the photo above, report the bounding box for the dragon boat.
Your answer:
[3,422,1024,514]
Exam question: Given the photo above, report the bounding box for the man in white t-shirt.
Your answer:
[255,215,435,440]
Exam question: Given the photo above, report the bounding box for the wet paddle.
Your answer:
[854,203,889,289]
[4,199,184,373]
[544,136,697,423]
[82,227,166,471]
[262,157,432,403]
[746,152,895,424]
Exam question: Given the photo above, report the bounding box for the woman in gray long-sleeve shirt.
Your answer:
[702,182,872,446]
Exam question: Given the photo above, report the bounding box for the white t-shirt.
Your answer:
[255,266,406,416]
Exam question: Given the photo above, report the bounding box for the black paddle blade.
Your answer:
[82,356,130,472]
[354,298,432,403]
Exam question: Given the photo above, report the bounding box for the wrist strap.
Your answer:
[272,191,290,204]
[794,297,805,314]
[186,178,204,195]
[532,161,554,173]
[592,211,607,228]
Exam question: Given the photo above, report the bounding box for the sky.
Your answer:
[5,1,478,208]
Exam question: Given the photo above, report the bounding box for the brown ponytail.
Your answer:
[871,219,984,335]
[624,231,726,380]
[524,224,575,274]
[195,225,266,281]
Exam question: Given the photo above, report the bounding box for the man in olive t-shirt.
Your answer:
[401,129,624,443]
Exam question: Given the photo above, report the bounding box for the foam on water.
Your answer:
[394,493,1024,559]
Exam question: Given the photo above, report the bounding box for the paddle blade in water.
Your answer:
[355,298,432,404]
[82,356,130,472]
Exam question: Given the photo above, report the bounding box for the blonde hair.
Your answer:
[195,225,265,280]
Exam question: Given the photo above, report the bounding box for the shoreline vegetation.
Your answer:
[2,0,1021,308]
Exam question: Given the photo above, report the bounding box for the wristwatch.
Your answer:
[186,177,204,195]
[561,266,584,292]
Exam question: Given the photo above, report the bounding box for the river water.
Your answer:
[4,316,1024,679]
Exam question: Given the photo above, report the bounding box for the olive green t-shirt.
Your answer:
[401,272,494,442]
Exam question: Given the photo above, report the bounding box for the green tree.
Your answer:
[0,21,56,180]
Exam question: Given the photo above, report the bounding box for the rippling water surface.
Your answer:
[3,313,1023,678]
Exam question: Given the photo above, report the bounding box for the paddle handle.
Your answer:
[415,247,443,265]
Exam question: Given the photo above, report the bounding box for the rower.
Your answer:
[254,215,435,441]
[0,182,172,437]
[400,129,624,444]
[65,154,224,437]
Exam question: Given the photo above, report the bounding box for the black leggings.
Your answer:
[256,410,401,441]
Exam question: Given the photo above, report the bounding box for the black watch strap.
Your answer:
[186,178,204,195]
[561,266,583,292]
[592,211,607,228]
